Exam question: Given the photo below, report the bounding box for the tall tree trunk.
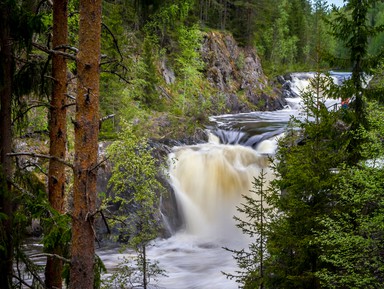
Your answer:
[45,0,68,288]
[0,3,14,289]
[69,0,102,287]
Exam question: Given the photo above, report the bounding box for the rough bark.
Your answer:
[45,0,68,288]
[0,3,14,289]
[69,0,102,288]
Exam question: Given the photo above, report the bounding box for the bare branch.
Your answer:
[54,44,79,53]
[10,180,35,198]
[90,156,109,173]
[65,93,76,100]
[63,102,76,109]
[8,152,74,170]
[101,69,131,84]
[12,103,51,125]
[32,42,76,60]
[30,253,71,264]
[100,114,115,123]
[101,23,123,61]
[100,210,111,234]
[12,274,34,289]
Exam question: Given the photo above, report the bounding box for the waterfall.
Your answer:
[144,140,276,289]
[168,143,271,237]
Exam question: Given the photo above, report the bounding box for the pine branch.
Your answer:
[12,102,51,125]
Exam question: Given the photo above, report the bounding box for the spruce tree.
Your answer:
[224,170,277,289]
[263,74,349,289]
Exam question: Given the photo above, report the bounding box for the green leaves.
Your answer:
[104,121,166,288]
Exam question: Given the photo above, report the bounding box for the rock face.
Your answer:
[201,31,285,112]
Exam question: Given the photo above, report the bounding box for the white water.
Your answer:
[99,142,275,289]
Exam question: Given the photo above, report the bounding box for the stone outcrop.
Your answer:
[201,31,285,112]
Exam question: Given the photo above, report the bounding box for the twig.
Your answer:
[12,103,51,125]
[32,42,76,60]
[12,274,34,289]
[65,93,76,100]
[10,180,37,198]
[30,253,71,264]
[100,114,115,123]
[54,44,79,53]
[8,152,74,170]
[101,23,123,62]
[101,69,131,84]
[62,102,76,109]
[100,210,111,234]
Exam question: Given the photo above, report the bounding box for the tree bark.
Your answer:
[45,0,68,288]
[69,0,102,288]
[0,3,14,289]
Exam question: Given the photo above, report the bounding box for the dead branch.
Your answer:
[66,93,76,100]
[54,44,79,54]
[100,114,115,123]
[101,23,123,62]
[101,69,131,84]
[8,152,74,170]
[90,156,110,173]
[32,42,76,60]
[12,274,34,289]
[30,253,71,264]
[12,103,51,125]
[100,210,111,234]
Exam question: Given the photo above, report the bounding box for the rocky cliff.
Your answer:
[201,31,284,112]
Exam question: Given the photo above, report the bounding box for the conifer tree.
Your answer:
[224,170,276,289]
[264,74,349,289]
[69,0,102,287]
[329,0,384,132]
[45,0,68,287]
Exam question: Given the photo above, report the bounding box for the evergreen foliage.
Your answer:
[224,170,277,289]
[314,164,384,288]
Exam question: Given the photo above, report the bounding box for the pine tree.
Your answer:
[69,0,102,287]
[224,170,277,289]
[328,0,384,132]
[45,0,68,287]
[264,74,349,289]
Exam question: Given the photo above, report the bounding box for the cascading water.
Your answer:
[168,143,270,236]
[142,142,274,289]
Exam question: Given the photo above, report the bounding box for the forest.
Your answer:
[1,0,384,288]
